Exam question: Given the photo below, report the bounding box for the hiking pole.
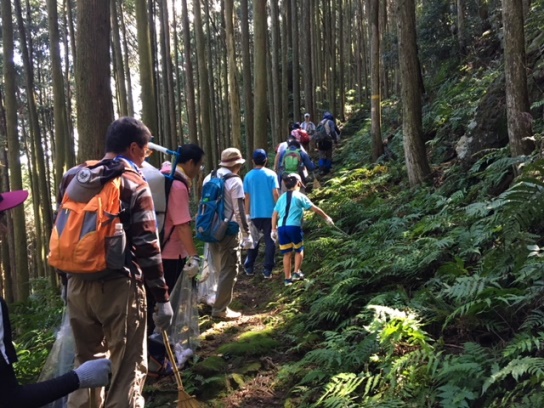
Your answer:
[148,142,184,181]
[161,330,200,408]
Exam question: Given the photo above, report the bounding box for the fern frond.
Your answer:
[482,357,544,394]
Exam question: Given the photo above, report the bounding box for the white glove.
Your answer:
[196,267,209,283]
[74,358,112,389]
[153,301,174,331]
[183,255,201,278]
[241,236,254,249]
[325,216,334,226]
[270,230,278,243]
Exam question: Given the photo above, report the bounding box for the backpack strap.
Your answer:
[282,191,293,227]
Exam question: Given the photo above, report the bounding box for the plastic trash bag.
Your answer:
[39,309,75,408]
[249,220,264,243]
[197,244,218,307]
[167,264,200,368]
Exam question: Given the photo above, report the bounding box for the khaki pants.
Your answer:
[210,234,241,314]
[67,277,147,408]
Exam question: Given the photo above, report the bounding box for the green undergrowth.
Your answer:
[270,115,544,407]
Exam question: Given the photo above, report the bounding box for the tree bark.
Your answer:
[397,0,431,186]
[302,0,314,120]
[47,0,70,188]
[111,0,128,117]
[240,0,254,159]
[253,0,268,150]
[181,0,198,144]
[194,0,213,170]
[76,0,112,160]
[291,0,300,121]
[270,0,282,148]
[370,0,384,160]
[502,0,533,157]
[1,0,30,301]
[225,0,242,149]
[135,0,158,136]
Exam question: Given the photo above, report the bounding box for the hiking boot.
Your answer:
[212,308,242,320]
[292,271,304,281]
[284,279,293,286]
[244,267,255,276]
[263,270,272,279]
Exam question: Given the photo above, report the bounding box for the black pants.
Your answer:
[146,257,186,335]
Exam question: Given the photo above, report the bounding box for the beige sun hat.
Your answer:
[219,148,246,167]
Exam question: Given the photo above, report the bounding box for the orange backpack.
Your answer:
[48,160,132,274]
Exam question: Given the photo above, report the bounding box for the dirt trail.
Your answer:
[146,265,292,408]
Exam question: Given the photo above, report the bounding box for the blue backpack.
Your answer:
[195,170,240,243]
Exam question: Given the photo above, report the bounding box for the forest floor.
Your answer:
[145,261,294,408]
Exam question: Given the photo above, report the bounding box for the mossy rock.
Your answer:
[216,330,280,357]
[237,361,262,374]
[229,373,246,389]
[196,374,230,399]
[192,356,228,377]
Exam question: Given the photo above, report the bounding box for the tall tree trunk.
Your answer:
[47,0,70,188]
[15,0,53,283]
[225,0,242,149]
[0,136,15,302]
[281,0,290,136]
[302,0,314,119]
[370,0,383,160]
[62,0,76,169]
[119,1,134,116]
[158,0,176,148]
[194,0,213,170]
[270,0,282,149]
[1,0,30,301]
[181,0,198,144]
[502,0,533,157]
[206,0,219,163]
[253,0,268,150]
[457,0,466,55]
[171,1,184,142]
[291,0,300,121]
[397,0,431,186]
[240,0,254,161]
[135,0,158,136]
[111,0,128,116]
[76,0,112,160]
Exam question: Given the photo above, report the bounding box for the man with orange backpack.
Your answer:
[49,117,173,408]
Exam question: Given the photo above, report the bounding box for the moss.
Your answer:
[216,330,280,357]
[192,356,228,377]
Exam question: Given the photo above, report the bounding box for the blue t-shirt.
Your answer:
[274,190,313,227]
[243,167,279,218]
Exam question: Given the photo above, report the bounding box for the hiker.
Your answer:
[243,149,280,279]
[0,189,112,408]
[203,148,253,319]
[291,122,311,152]
[300,113,316,151]
[53,117,173,407]
[277,138,315,193]
[314,111,340,175]
[146,144,205,335]
[271,174,334,286]
[144,145,205,377]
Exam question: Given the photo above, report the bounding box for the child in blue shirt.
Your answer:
[271,173,334,286]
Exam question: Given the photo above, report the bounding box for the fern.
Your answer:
[482,357,544,394]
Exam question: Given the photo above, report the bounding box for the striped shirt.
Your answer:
[56,159,169,302]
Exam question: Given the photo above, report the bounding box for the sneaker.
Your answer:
[263,270,272,279]
[284,279,293,286]
[245,267,255,276]
[292,271,304,281]
[212,308,242,320]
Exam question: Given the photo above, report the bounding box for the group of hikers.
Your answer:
[0,111,341,408]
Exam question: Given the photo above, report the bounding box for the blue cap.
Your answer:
[253,149,267,161]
